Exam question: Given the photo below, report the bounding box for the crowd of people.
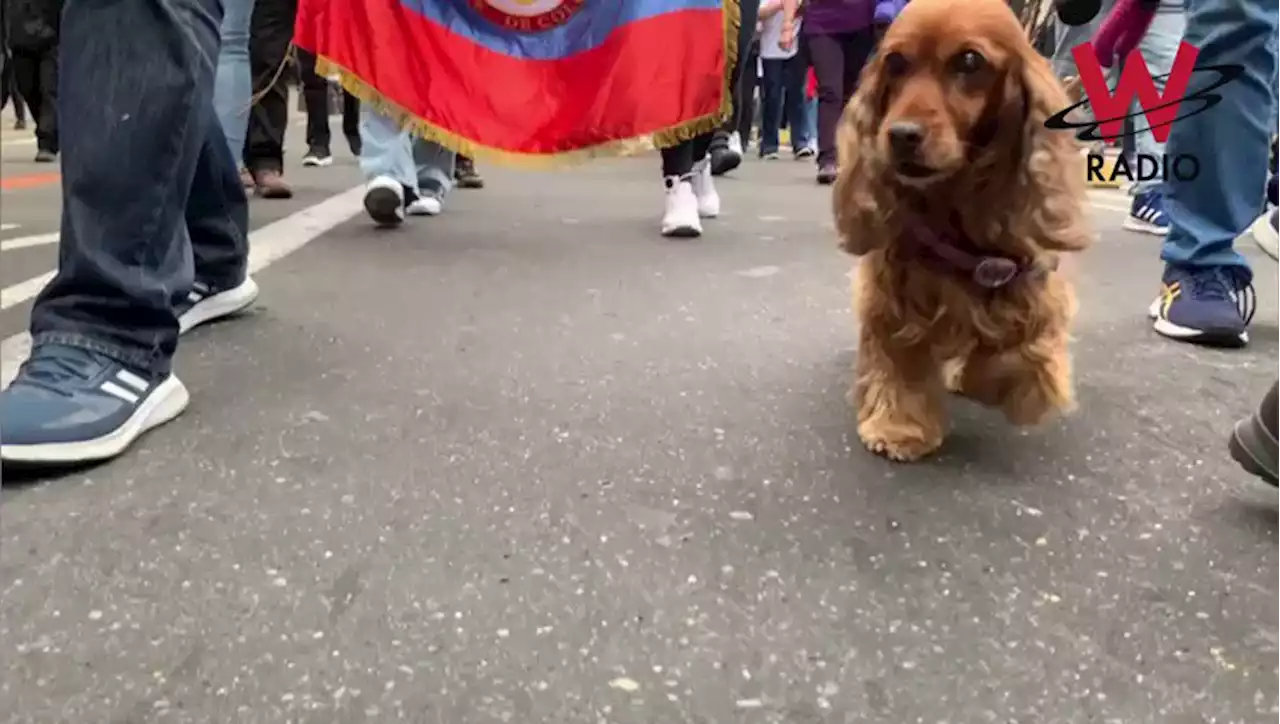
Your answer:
[0,0,1274,486]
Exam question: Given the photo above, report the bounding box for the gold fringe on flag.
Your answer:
[315,0,741,169]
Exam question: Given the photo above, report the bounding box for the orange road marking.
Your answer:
[0,172,60,191]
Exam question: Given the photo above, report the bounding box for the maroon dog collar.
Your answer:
[902,219,1056,289]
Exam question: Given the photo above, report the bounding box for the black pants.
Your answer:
[297,49,359,153]
[661,0,761,176]
[1,65,28,123]
[11,46,57,152]
[803,31,877,166]
[245,0,296,172]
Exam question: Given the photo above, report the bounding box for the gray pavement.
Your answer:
[0,133,1277,723]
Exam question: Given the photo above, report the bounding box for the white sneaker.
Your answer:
[364,175,405,227]
[1245,208,1279,261]
[728,131,744,156]
[690,158,720,218]
[406,193,443,216]
[661,176,702,237]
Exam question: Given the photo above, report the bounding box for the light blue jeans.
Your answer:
[212,0,254,165]
[1161,0,1278,280]
[1052,2,1185,195]
[358,106,456,199]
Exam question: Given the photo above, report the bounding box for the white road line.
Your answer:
[0,184,365,387]
[0,189,1133,387]
[0,271,55,311]
[1,232,59,251]
[0,223,19,231]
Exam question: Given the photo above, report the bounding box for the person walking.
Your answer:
[660,0,762,236]
[4,0,60,161]
[213,0,257,189]
[0,0,258,465]
[758,0,815,160]
[297,47,361,166]
[1053,0,1187,235]
[359,106,457,227]
[1138,0,1276,347]
[801,0,891,184]
[244,0,297,197]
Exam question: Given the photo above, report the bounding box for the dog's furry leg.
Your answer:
[957,334,1075,426]
[853,326,948,462]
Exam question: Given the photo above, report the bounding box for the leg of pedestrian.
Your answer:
[0,0,250,465]
[407,139,455,216]
[1148,0,1277,348]
[1121,7,1186,236]
[297,48,334,166]
[244,0,297,198]
[358,105,418,228]
[213,0,257,190]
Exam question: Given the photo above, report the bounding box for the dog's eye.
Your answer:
[884,51,910,77]
[951,50,987,75]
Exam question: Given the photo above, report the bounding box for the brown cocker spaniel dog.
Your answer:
[834,0,1094,462]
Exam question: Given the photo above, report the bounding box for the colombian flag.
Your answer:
[294,0,740,166]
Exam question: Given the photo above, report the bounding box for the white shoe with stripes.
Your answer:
[177,277,260,334]
[0,345,190,464]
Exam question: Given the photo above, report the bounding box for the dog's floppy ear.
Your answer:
[833,52,894,256]
[1013,51,1095,252]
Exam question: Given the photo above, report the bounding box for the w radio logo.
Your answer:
[1043,41,1244,143]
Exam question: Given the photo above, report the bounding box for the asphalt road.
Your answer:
[0,120,1277,723]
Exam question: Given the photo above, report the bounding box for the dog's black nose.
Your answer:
[887,122,925,156]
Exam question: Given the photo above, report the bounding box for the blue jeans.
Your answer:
[759,55,812,154]
[1052,3,1185,195]
[359,106,456,198]
[1162,0,1278,280]
[213,0,254,164]
[28,0,249,376]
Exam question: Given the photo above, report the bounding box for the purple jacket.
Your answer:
[801,0,875,35]
[873,0,908,25]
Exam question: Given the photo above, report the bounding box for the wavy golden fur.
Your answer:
[833,0,1094,461]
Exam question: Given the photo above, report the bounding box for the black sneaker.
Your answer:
[709,131,743,176]
[302,146,333,167]
[347,135,363,157]
[1148,265,1255,347]
[364,175,405,227]
[816,162,838,185]
[33,149,56,163]
[13,118,26,130]
[1229,380,1278,486]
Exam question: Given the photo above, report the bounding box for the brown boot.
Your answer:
[240,168,256,190]
[253,169,293,199]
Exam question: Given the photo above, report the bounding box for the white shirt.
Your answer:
[758,3,800,60]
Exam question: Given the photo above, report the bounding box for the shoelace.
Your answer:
[1188,267,1257,326]
[16,350,100,397]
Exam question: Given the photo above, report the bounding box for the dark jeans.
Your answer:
[11,45,58,152]
[297,48,359,152]
[661,0,760,176]
[1,64,28,123]
[803,30,876,166]
[245,0,296,172]
[30,0,249,377]
[760,55,811,154]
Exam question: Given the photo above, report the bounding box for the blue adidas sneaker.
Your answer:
[1148,265,1255,348]
[0,344,189,464]
[1124,190,1169,236]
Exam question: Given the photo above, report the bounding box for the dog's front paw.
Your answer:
[857,421,944,462]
